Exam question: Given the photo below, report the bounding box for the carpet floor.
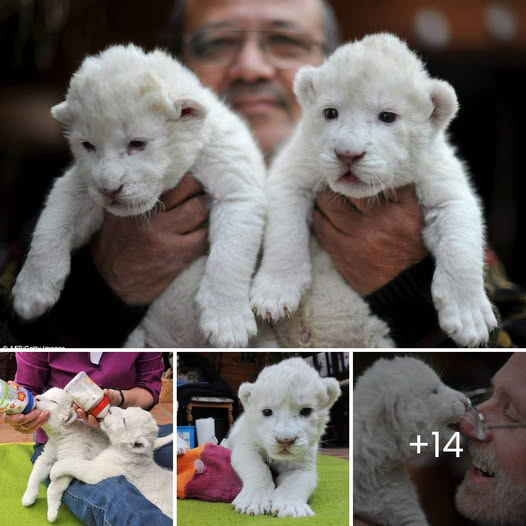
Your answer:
[177,454,349,526]
[0,442,82,525]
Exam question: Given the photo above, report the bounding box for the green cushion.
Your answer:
[0,443,82,525]
[177,454,349,526]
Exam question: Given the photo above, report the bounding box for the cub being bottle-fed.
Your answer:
[0,379,36,415]
[64,371,110,418]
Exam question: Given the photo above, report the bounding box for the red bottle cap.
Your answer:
[89,394,110,417]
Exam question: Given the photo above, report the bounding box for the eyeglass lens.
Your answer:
[186,29,322,68]
[465,388,493,440]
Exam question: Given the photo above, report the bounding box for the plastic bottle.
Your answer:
[0,379,36,415]
[63,371,110,418]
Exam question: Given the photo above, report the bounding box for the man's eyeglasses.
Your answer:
[183,28,324,69]
[465,388,526,440]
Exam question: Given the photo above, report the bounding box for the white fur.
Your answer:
[50,406,173,518]
[21,388,110,523]
[250,33,497,347]
[354,357,468,525]
[12,44,266,348]
[227,357,341,517]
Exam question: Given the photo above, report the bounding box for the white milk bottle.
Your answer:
[64,371,110,418]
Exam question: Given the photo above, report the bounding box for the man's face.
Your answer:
[182,0,325,157]
[456,353,526,525]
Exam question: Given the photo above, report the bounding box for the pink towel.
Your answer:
[185,444,243,502]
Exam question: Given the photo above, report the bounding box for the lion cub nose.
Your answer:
[276,437,297,446]
[335,150,365,165]
[99,184,123,199]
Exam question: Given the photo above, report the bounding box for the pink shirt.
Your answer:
[14,351,164,443]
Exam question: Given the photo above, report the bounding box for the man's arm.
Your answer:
[9,176,209,347]
[312,185,446,347]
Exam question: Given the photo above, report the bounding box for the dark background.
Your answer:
[1,0,525,288]
[354,351,514,526]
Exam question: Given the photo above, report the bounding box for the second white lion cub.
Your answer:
[251,33,497,347]
[13,44,266,347]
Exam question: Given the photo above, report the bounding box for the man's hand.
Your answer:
[313,185,427,296]
[91,175,209,305]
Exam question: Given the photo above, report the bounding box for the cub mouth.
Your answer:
[339,169,361,184]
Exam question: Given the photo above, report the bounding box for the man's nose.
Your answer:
[228,38,275,82]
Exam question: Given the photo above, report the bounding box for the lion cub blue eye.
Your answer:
[378,111,397,123]
[323,108,339,120]
[82,141,95,152]
[262,409,273,417]
[300,408,312,417]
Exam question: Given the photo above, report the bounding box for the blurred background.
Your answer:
[354,351,513,526]
[1,0,525,288]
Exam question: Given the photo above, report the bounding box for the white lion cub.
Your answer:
[21,388,109,523]
[12,44,266,347]
[50,406,172,518]
[250,33,497,347]
[227,357,341,517]
[354,356,469,525]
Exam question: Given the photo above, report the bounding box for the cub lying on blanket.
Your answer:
[21,388,109,523]
[12,43,266,348]
[50,406,173,518]
[251,32,497,347]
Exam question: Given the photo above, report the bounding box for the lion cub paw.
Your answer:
[232,487,273,516]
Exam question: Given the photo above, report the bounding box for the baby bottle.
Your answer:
[0,379,36,415]
[64,371,110,418]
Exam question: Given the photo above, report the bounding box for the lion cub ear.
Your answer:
[293,65,319,106]
[238,382,253,408]
[172,98,207,121]
[51,101,72,126]
[322,378,342,409]
[429,79,458,131]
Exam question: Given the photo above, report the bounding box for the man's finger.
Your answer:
[385,184,417,204]
[177,227,209,258]
[161,175,205,210]
[155,194,209,234]
[312,209,345,251]
[315,192,365,233]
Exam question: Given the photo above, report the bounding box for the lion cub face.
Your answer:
[51,45,207,217]
[101,406,158,453]
[238,358,341,461]
[294,33,459,198]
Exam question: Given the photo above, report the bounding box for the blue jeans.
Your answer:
[32,424,173,526]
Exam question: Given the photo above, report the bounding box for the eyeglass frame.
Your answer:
[182,25,325,69]
[464,388,526,440]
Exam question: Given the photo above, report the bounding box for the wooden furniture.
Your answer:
[186,396,234,428]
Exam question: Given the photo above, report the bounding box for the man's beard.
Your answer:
[456,441,526,525]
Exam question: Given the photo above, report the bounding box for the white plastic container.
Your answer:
[64,371,110,418]
[0,379,36,415]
